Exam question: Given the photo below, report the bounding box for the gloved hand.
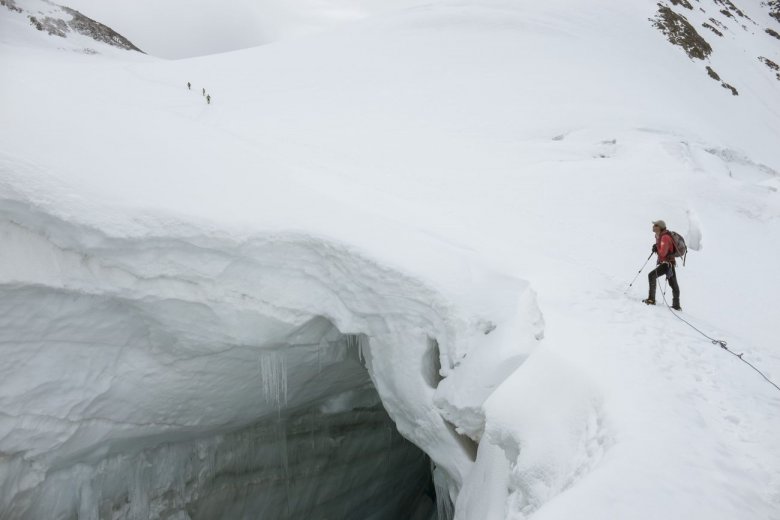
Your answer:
[652,244,658,253]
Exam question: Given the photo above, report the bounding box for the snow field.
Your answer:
[1,0,780,518]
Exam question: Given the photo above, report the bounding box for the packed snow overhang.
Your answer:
[0,190,540,519]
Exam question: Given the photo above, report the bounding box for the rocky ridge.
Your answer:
[651,0,780,95]
[1,0,142,53]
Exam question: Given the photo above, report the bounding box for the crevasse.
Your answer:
[0,196,500,519]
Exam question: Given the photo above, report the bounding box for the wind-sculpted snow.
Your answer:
[0,181,544,518]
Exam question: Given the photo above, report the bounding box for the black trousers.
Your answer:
[648,263,680,304]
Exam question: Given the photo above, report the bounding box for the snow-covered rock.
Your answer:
[1,0,142,53]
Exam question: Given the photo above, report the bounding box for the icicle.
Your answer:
[259,350,288,410]
[78,478,98,520]
[277,419,293,516]
[129,454,151,519]
[433,465,454,520]
[360,334,369,363]
[344,333,368,363]
[318,337,328,374]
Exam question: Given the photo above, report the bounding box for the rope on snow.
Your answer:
[658,279,780,393]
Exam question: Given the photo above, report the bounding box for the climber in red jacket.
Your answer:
[643,220,681,310]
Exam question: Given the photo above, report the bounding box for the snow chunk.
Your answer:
[686,208,703,251]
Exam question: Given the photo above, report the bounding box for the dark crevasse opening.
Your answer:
[185,330,440,519]
[188,401,436,520]
[6,312,439,520]
[58,392,437,520]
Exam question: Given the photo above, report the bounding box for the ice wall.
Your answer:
[0,196,477,519]
[9,387,434,520]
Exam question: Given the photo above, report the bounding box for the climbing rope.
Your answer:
[658,278,780,393]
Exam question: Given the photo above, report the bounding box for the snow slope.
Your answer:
[1,0,780,518]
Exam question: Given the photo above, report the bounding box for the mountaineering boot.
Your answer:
[672,299,682,311]
[642,298,656,305]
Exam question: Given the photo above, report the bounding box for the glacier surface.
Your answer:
[1,0,780,518]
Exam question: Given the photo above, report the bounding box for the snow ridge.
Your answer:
[0,174,536,518]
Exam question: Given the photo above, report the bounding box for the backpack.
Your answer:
[668,230,688,265]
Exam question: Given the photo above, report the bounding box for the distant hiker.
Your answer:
[643,220,681,310]
[206,94,211,104]
[202,87,206,96]
[187,82,191,90]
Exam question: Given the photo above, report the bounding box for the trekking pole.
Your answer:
[625,252,654,293]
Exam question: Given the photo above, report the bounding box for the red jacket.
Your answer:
[656,231,675,264]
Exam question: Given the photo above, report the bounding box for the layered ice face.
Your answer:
[0,202,461,519]
[0,301,435,519]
